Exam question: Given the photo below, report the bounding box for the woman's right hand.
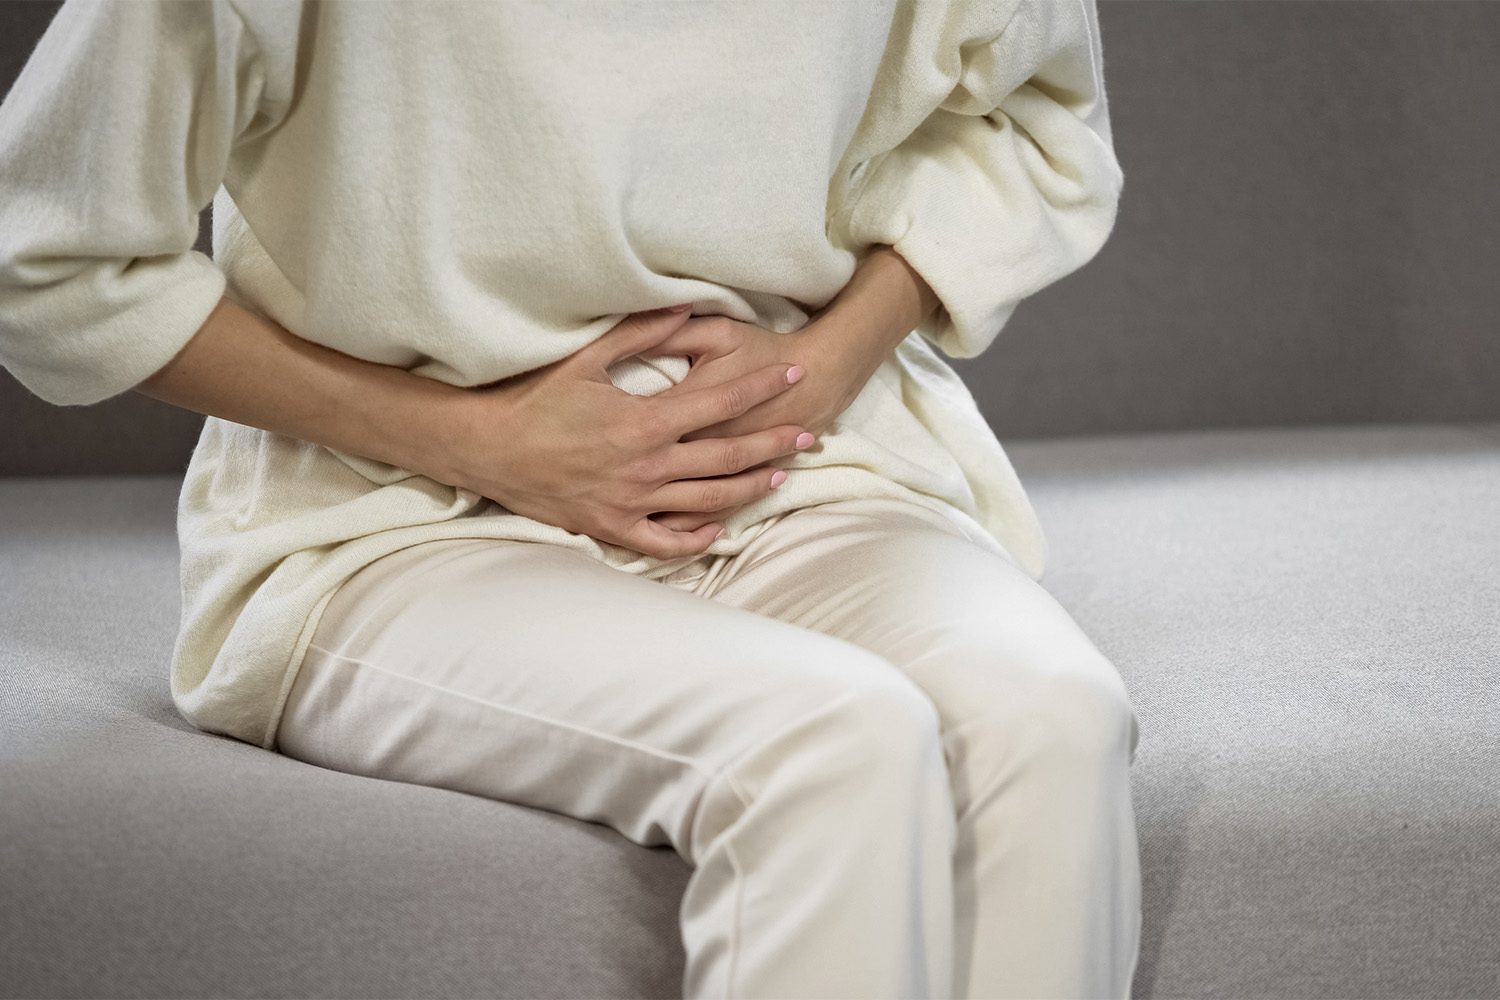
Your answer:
[441,305,815,559]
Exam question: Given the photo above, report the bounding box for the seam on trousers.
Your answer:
[303,641,722,775]
[304,641,881,794]
[721,767,751,1000]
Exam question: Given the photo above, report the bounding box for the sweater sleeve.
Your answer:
[836,0,1124,360]
[0,0,301,407]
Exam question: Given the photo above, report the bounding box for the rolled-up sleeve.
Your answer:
[836,0,1125,360]
[0,0,298,406]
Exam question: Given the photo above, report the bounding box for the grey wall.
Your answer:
[1000,0,1500,438]
[2,0,1497,476]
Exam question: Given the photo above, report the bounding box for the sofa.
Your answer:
[3,2,1498,998]
[4,419,1499,999]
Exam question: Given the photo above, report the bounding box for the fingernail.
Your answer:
[769,470,788,489]
[794,432,815,449]
[785,365,804,384]
[667,302,693,312]
[714,527,727,540]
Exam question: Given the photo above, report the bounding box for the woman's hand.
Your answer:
[641,314,857,444]
[438,306,816,560]
[634,313,873,532]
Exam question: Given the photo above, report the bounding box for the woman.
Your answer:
[0,0,1140,996]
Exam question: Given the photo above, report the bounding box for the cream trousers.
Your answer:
[273,495,1143,1000]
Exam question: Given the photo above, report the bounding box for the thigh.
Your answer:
[273,535,930,856]
[698,497,1141,761]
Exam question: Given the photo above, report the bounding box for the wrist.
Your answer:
[807,244,937,373]
[343,363,474,486]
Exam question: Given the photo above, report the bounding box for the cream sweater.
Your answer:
[0,0,1123,750]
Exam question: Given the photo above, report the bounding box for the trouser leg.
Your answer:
[697,498,1145,999]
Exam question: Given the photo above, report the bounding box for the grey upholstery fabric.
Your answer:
[3,421,1497,998]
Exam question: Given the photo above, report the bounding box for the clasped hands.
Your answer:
[631,311,865,533]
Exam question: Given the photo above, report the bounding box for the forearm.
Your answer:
[807,244,942,383]
[134,294,469,480]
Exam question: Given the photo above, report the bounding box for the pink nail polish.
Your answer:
[794,432,815,449]
[770,470,788,489]
[785,365,804,384]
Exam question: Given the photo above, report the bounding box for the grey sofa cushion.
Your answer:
[3,420,1498,999]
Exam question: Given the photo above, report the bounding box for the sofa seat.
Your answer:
[2,420,1496,999]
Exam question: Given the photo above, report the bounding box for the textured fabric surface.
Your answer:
[2,421,1496,998]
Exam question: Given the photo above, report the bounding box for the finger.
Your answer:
[632,317,726,366]
[647,361,804,441]
[650,507,738,533]
[622,517,724,560]
[658,424,812,482]
[573,305,694,375]
[646,463,789,514]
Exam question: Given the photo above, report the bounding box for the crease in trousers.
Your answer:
[273,494,1144,999]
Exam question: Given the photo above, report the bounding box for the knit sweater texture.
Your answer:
[0,0,1123,749]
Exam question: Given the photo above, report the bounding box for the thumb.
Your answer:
[578,305,695,374]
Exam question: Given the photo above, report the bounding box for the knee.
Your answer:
[968,650,1141,772]
[817,674,949,781]
[725,636,948,781]
[1041,663,1140,767]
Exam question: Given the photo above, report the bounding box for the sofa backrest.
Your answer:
[3,1,1497,476]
